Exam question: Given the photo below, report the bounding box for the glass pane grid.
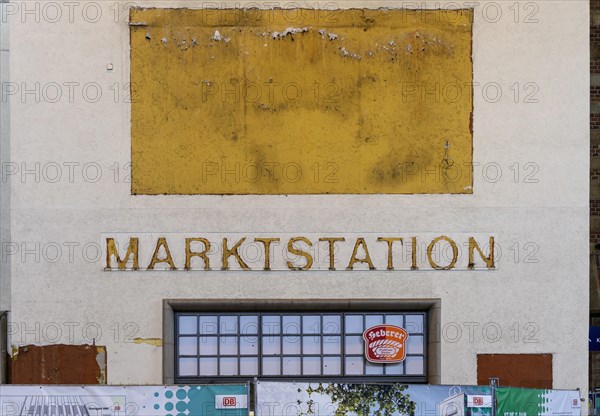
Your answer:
[176,312,426,380]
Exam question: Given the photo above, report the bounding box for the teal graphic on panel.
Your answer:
[153,385,249,416]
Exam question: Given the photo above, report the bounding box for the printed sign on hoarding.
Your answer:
[467,395,492,408]
[496,387,581,416]
[363,324,408,363]
[255,382,580,416]
[215,395,248,410]
[0,385,249,416]
[255,381,492,416]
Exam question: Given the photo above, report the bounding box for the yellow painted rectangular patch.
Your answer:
[130,8,473,194]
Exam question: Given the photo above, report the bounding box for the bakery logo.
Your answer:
[363,325,408,363]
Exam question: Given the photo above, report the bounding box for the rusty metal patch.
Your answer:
[10,344,106,384]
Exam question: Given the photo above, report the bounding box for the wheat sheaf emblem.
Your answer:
[369,338,404,359]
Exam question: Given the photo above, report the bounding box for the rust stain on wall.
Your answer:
[10,344,106,384]
[130,8,474,195]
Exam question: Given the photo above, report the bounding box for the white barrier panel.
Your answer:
[0,385,249,416]
[255,381,492,416]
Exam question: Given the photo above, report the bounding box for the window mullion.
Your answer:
[279,313,283,377]
[341,313,345,376]
[258,313,263,377]
[300,314,304,376]
[237,315,240,377]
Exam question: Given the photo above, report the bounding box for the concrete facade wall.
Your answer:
[1,1,11,315]
[4,0,590,391]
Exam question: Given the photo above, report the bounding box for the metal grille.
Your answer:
[175,312,427,382]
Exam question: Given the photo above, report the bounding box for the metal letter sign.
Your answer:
[363,325,408,363]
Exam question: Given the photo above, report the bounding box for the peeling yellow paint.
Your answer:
[130,8,473,194]
[133,337,163,347]
[96,346,107,385]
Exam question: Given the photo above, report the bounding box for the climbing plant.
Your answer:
[299,383,416,416]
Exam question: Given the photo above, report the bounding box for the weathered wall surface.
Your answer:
[6,0,589,390]
[130,8,474,195]
[1,2,11,315]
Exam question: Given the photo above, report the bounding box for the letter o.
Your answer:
[240,241,261,263]
[243,3,261,22]
[82,82,102,103]
[42,2,62,23]
[42,242,62,263]
[482,82,502,103]
[82,2,102,23]
[42,162,62,183]
[243,82,261,103]
[482,2,502,23]
[483,322,502,343]
[442,82,462,103]
[283,82,302,103]
[282,4,301,22]
[443,322,462,343]
[42,322,62,343]
[242,163,261,183]
[441,3,462,23]
[82,242,102,263]
[482,162,502,183]
[443,163,462,183]
[83,162,102,183]
[427,236,459,270]
[42,82,62,103]
[83,322,102,343]
[283,162,302,183]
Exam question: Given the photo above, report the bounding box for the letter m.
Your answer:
[105,238,139,270]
